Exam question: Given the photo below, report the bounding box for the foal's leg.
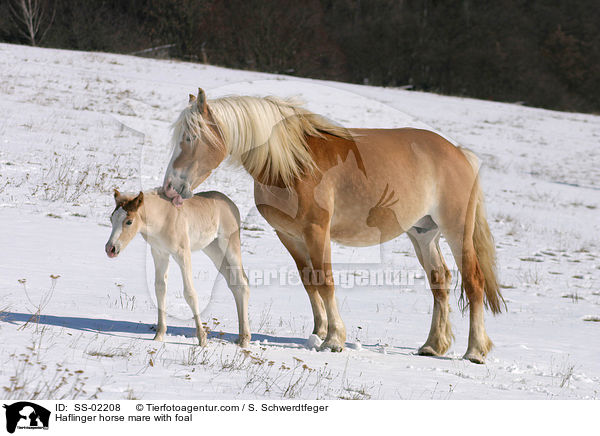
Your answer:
[173,249,207,346]
[304,224,346,351]
[203,235,251,348]
[276,231,327,339]
[151,248,169,341]
[408,230,453,356]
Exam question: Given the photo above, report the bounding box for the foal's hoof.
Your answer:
[463,352,485,364]
[319,340,344,352]
[236,335,251,348]
[417,345,440,357]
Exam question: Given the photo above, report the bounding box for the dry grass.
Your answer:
[30,153,135,203]
[561,292,584,303]
[2,328,104,400]
[17,275,59,332]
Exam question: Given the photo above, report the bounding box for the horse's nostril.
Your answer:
[111,246,116,254]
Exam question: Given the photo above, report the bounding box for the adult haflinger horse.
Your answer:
[163,89,504,363]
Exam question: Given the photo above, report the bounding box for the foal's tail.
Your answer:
[460,148,505,314]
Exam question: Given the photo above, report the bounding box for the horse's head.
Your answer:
[105,189,144,258]
[163,88,227,206]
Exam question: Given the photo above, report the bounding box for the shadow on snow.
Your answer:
[1,311,307,348]
[1,312,422,355]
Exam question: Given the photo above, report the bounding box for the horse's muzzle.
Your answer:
[163,179,192,206]
[179,184,193,199]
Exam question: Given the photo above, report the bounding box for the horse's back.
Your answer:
[350,127,460,156]
[345,127,475,189]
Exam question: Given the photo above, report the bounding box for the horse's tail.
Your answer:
[459,148,505,314]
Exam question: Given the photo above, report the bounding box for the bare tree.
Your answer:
[9,0,55,46]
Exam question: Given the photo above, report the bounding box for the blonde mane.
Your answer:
[171,95,353,186]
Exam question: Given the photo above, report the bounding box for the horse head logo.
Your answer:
[3,402,50,433]
[366,184,401,242]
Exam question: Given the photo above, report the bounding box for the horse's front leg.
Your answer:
[151,248,170,341]
[174,250,207,346]
[304,224,346,352]
[276,230,327,340]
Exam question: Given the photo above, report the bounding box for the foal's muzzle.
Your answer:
[105,242,120,258]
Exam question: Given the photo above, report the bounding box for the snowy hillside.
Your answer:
[1,43,599,400]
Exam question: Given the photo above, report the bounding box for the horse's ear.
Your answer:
[113,188,121,201]
[197,88,207,114]
[189,94,196,104]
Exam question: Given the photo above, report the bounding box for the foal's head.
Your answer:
[105,189,144,258]
[163,89,227,206]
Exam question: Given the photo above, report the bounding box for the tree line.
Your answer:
[1,0,598,113]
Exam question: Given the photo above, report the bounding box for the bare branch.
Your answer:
[9,0,55,46]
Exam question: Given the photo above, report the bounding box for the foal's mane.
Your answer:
[171,95,353,186]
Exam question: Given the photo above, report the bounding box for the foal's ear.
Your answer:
[123,191,144,212]
[189,94,196,104]
[196,88,207,114]
[113,188,122,202]
[132,191,144,209]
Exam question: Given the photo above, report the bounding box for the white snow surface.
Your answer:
[1,43,599,400]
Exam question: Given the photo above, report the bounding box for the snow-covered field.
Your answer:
[1,43,599,400]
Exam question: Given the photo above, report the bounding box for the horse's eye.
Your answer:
[126,220,133,226]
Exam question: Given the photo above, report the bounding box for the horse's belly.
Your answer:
[330,222,403,247]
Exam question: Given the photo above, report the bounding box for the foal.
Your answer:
[104,189,251,347]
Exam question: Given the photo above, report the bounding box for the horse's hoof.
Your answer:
[463,352,485,364]
[313,330,327,341]
[417,345,439,356]
[319,340,344,352]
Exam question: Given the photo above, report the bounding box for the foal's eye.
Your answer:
[125,220,133,226]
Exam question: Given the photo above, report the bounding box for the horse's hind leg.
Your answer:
[408,227,453,356]
[203,235,251,347]
[276,231,327,339]
[440,220,492,364]
[151,247,169,341]
[450,239,492,363]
